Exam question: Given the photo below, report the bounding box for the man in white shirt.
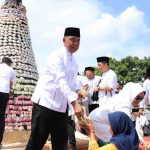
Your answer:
[93,56,117,106]
[81,67,101,113]
[0,57,16,146]
[26,27,84,150]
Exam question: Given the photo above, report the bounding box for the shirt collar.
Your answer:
[65,48,72,57]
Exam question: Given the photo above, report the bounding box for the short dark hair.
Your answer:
[84,67,94,72]
[2,57,13,65]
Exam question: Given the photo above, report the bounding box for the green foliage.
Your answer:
[94,56,150,84]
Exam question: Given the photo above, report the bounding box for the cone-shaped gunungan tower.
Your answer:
[0,0,38,131]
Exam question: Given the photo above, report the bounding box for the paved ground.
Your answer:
[2,131,149,150]
[1,131,28,149]
[1,131,89,150]
[1,143,26,150]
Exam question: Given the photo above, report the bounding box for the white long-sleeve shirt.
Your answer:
[81,75,101,104]
[0,63,16,93]
[99,69,117,98]
[32,48,80,113]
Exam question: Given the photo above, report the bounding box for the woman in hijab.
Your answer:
[79,111,139,150]
[89,82,145,141]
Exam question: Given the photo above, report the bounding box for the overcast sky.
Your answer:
[0,0,150,74]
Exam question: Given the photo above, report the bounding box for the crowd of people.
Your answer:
[0,27,150,150]
[76,65,150,150]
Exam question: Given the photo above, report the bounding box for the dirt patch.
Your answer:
[2,131,89,150]
[2,131,30,144]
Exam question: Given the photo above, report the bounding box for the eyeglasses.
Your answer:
[135,96,144,101]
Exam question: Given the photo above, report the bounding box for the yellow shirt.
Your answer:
[90,140,118,150]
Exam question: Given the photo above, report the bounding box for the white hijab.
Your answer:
[89,82,145,140]
[105,82,145,117]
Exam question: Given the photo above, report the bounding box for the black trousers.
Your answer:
[26,103,68,150]
[0,92,9,144]
[67,116,76,150]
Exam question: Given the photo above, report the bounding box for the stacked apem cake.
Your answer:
[0,0,38,131]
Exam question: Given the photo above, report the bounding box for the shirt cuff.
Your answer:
[68,92,78,103]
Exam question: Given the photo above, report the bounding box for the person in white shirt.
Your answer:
[141,66,150,108]
[0,57,16,145]
[93,56,117,106]
[135,108,149,145]
[26,27,84,150]
[81,67,101,113]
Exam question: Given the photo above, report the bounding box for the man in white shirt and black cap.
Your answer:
[93,56,117,106]
[26,27,84,150]
[81,67,101,113]
[0,57,16,146]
